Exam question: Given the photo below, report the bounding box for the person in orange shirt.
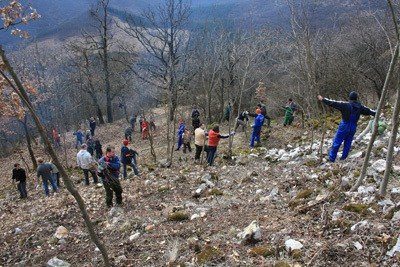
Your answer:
[207,125,234,166]
[141,119,150,140]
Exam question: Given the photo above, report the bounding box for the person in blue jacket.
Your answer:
[73,130,84,149]
[98,146,122,207]
[318,92,376,162]
[120,140,139,179]
[250,108,265,148]
[176,120,186,151]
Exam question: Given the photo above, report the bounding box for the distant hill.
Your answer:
[1,0,388,48]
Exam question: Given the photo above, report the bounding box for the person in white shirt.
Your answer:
[194,124,207,162]
[77,144,98,185]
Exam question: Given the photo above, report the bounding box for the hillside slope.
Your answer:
[1,110,399,266]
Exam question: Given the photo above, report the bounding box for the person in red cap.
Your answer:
[120,140,139,179]
[250,108,265,148]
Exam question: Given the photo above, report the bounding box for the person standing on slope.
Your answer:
[176,119,186,151]
[207,125,234,166]
[89,117,96,136]
[194,124,208,162]
[250,108,265,148]
[12,163,28,199]
[77,144,98,185]
[317,92,376,162]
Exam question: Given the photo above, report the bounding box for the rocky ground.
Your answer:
[0,111,400,267]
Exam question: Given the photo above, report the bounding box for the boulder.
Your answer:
[46,257,71,267]
[387,235,400,257]
[14,227,22,235]
[238,221,261,243]
[392,211,400,222]
[285,239,303,251]
[129,232,141,241]
[371,159,386,173]
[54,226,68,239]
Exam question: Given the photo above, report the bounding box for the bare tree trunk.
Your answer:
[20,116,37,170]
[379,84,400,196]
[0,47,111,267]
[352,43,400,190]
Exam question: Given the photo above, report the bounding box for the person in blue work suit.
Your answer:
[317,92,376,162]
[176,119,186,151]
[250,108,265,148]
[73,130,84,149]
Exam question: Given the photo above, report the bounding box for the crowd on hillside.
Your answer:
[13,92,387,208]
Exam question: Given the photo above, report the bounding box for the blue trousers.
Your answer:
[42,176,58,196]
[123,162,139,178]
[329,122,357,162]
[207,146,217,166]
[250,127,261,148]
[177,135,183,150]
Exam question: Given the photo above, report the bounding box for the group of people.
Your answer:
[12,91,384,207]
[128,113,156,141]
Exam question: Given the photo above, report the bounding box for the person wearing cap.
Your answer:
[318,91,376,162]
[76,144,98,185]
[250,108,265,148]
[121,140,139,179]
[12,163,28,199]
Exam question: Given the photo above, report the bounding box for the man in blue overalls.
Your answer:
[318,92,376,162]
[250,108,265,148]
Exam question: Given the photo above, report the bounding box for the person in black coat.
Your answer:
[94,139,103,160]
[12,163,28,199]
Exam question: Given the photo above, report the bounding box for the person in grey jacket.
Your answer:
[36,158,58,196]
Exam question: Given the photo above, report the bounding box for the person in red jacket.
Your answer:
[207,125,234,166]
[141,119,150,140]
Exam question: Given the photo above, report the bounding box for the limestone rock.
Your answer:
[54,226,69,239]
[285,239,303,251]
[46,257,71,267]
[238,221,261,243]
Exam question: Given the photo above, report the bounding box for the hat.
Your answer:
[256,108,262,115]
[123,140,129,146]
[349,91,358,101]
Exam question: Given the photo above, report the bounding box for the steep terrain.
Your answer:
[1,108,399,266]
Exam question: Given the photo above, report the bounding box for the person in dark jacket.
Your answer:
[125,127,133,142]
[89,117,96,136]
[191,108,201,131]
[94,139,103,160]
[235,111,249,132]
[318,92,376,162]
[36,157,58,196]
[86,136,95,156]
[73,130,84,149]
[12,163,27,199]
[250,109,265,148]
[121,140,139,179]
[98,146,122,207]
[130,114,137,131]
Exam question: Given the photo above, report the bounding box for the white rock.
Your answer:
[332,210,342,221]
[255,189,263,195]
[249,153,259,158]
[14,227,22,235]
[392,211,400,222]
[285,239,304,251]
[353,241,363,250]
[350,151,363,159]
[387,235,400,257]
[54,226,69,239]
[238,221,261,242]
[46,257,71,267]
[190,214,200,220]
[351,220,369,232]
[391,188,400,195]
[357,186,375,195]
[371,159,386,173]
[129,232,141,241]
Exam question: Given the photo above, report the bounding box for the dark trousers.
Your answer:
[90,128,95,136]
[104,180,123,207]
[125,134,132,142]
[123,162,139,178]
[183,142,192,153]
[17,181,27,198]
[83,169,98,185]
[207,146,217,166]
[195,145,204,160]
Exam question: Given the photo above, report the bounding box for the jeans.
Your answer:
[207,146,217,166]
[76,139,83,149]
[176,135,183,150]
[17,181,27,198]
[103,179,123,207]
[123,162,139,178]
[53,173,60,187]
[42,176,58,196]
[83,169,98,185]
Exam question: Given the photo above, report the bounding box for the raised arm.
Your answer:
[361,105,376,117]
[318,95,348,112]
